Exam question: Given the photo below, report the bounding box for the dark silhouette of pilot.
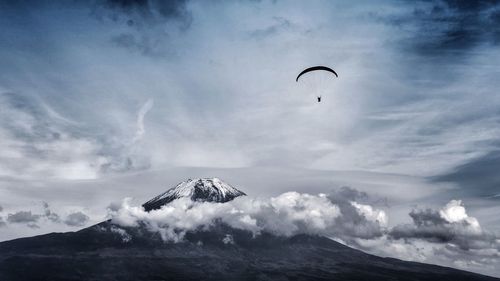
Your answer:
[317,96,321,102]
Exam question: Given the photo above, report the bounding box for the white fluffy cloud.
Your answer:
[389,200,493,249]
[440,200,480,228]
[108,190,500,277]
[108,190,385,242]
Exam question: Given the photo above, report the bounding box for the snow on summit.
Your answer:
[142,178,246,211]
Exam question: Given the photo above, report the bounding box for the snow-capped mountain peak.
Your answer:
[142,178,246,211]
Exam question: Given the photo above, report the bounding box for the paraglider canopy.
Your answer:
[296,66,338,82]
[296,66,338,102]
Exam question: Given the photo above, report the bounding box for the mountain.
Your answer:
[142,177,246,211]
[0,178,498,281]
[0,222,497,281]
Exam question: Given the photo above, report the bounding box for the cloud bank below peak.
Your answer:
[108,187,500,277]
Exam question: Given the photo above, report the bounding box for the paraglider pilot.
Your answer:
[317,96,321,102]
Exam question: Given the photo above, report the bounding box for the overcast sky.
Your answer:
[1,0,500,277]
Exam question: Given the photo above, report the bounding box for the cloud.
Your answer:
[7,211,41,228]
[108,188,386,243]
[222,234,234,245]
[390,200,496,251]
[335,197,500,276]
[0,206,4,227]
[326,187,387,240]
[43,202,61,223]
[94,0,192,56]
[0,92,110,180]
[108,188,497,257]
[1,1,500,179]
[107,224,132,242]
[132,98,154,144]
[371,199,500,276]
[0,1,498,272]
[4,202,90,228]
[107,188,500,276]
[100,98,155,172]
[98,0,191,24]
[249,16,295,39]
[0,92,160,180]
[64,211,90,227]
[434,149,500,197]
[379,0,500,57]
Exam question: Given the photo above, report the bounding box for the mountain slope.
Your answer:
[0,221,498,281]
[142,178,246,211]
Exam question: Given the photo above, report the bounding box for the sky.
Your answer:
[0,0,500,277]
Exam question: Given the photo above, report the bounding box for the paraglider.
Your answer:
[296,66,338,102]
[296,66,338,82]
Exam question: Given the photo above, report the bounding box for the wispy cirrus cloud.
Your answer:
[0,92,158,180]
[0,92,106,180]
[1,1,500,180]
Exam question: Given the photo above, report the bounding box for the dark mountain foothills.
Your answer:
[0,222,498,281]
[0,178,498,281]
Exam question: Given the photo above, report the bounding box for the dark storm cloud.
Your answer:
[391,209,455,243]
[98,0,191,24]
[64,211,90,227]
[381,0,500,57]
[434,149,500,198]
[408,208,447,227]
[93,0,192,56]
